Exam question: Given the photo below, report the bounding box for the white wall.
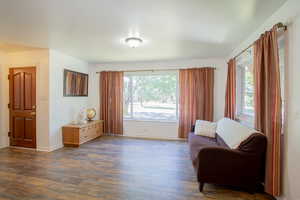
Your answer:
[49,50,89,151]
[0,49,50,151]
[88,66,100,119]
[0,51,7,148]
[229,0,300,59]
[91,58,227,139]
[0,49,90,151]
[229,0,300,199]
[282,14,300,200]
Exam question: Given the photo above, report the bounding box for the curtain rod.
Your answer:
[231,22,287,61]
[96,67,216,74]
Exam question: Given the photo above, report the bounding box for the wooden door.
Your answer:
[9,67,36,148]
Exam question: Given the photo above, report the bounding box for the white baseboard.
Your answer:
[49,143,63,152]
[0,136,9,148]
[9,146,37,151]
[276,196,287,200]
[37,143,63,152]
[0,144,62,152]
[36,146,51,152]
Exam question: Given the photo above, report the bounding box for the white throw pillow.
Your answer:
[194,120,217,138]
[216,118,257,149]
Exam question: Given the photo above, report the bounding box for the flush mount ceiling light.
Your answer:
[125,37,143,48]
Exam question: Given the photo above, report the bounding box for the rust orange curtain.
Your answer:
[178,68,214,138]
[100,71,124,135]
[254,25,282,196]
[224,59,236,120]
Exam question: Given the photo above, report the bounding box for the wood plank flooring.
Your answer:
[0,136,272,200]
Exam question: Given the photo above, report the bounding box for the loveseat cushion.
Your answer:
[188,132,229,168]
[188,132,217,164]
[216,118,258,149]
[194,120,217,138]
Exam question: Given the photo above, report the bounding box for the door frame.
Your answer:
[9,66,37,149]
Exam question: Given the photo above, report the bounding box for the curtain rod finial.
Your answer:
[276,22,287,30]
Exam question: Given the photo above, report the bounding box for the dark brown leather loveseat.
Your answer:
[188,118,267,193]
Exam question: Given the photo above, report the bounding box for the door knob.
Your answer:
[31,112,36,115]
[32,105,36,109]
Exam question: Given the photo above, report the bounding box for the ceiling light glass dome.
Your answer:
[125,37,143,48]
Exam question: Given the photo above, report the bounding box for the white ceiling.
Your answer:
[0,0,286,63]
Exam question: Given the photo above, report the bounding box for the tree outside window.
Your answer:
[124,71,178,121]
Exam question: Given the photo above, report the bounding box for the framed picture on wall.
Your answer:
[63,69,88,97]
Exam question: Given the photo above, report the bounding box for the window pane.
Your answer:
[236,47,254,127]
[124,72,178,121]
[278,33,285,127]
[123,76,132,118]
[243,65,254,116]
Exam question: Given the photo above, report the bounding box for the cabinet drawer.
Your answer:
[80,127,88,134]
[79,133,90,143]
[63,120,103,147]
[79,128,98,144]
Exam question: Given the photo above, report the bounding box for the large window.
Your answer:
[278,32,286,128]
[236,48,254,127]
[236,37,285,128]
[124,71,178,121]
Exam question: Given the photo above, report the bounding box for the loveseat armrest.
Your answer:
[197,147,264,185]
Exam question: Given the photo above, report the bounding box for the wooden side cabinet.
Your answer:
[62,120,103,147]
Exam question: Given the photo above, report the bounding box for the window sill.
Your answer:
[123,119,178,124]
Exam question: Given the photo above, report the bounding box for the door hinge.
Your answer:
[8,132,11,137]
[7,74,10,80]
[7,103,10,109]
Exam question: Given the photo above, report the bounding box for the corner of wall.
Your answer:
[48,50,90,149]
[87,65,100,119]
[226,1,300,199]
[37,143,63,152]
[0,49,51,150]
[0,50,9,148]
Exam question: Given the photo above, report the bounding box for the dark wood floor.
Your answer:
[0,136,271,200]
